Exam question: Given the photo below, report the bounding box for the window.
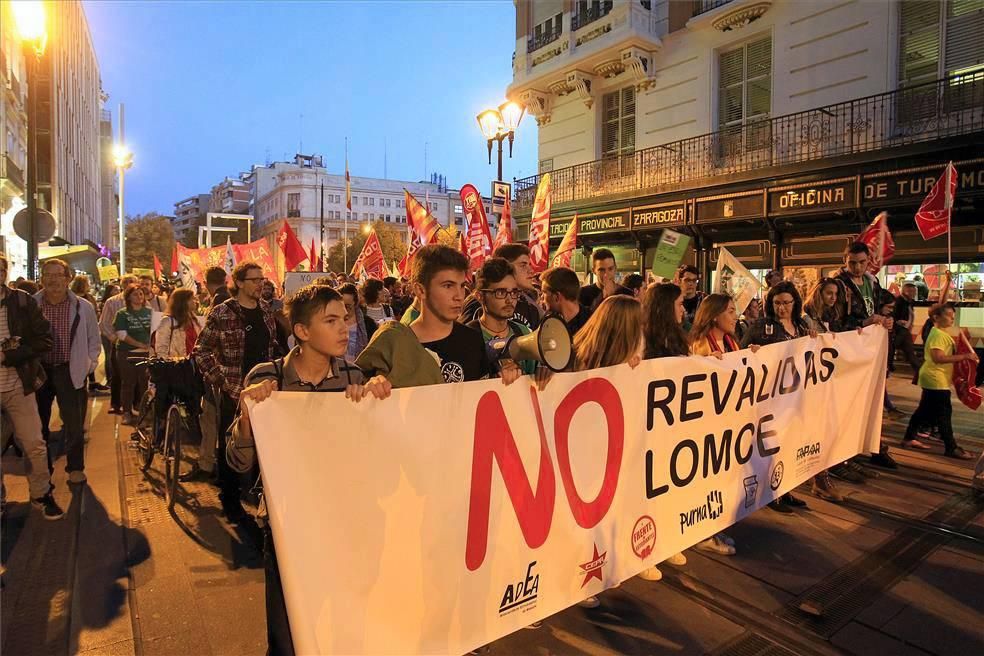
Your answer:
[601,87,636,158]
[287,192,301,217]
[353,196,359,206]
[329,228,340,239]
[455,204,463,213]
[347,211,352,220]
[363,212,368,220]
[539,159,554,173]
[369,197,375,206]
[899,0,983,88]
[718,35,772,153]
[363,196,369,204]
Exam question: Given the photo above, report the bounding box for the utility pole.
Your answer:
[319,180,325,271]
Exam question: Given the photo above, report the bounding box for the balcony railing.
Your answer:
[692,0,734,17]
[2,154,25,191]
[527,26,562,53]
[572,1,613,31]
[514,72,984,209]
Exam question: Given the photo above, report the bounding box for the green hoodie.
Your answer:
[355,320,444,388]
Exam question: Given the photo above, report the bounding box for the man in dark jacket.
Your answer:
[0,256,64,519]
[892,282,921,381]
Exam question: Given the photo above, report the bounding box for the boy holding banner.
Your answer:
[228,284,392,656]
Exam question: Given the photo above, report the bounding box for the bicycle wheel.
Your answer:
[137,389,156,471]
[163,404,183,510]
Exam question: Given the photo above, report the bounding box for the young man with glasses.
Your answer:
[465,258,538,376]
[459,243,542,329]
[675,264,705,328]
[193,261,284,519]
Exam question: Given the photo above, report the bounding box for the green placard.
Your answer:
[649,229,690,279]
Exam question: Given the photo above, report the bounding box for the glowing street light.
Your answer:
[114,141,134,272]
[12,0,47,280]
[476,100,525,182]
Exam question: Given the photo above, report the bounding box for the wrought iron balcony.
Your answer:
[527,26,563,53]
[2,154,25,192]
[513,72,984,209]
[692,0,735,17]
[572,1,613,31]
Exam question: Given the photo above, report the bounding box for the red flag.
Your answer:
[856,211,895,274]
[405,190,441,244]
[153,253,163,280]
[352,229,385,279]
[345,158,352,211]
[398,230,421,278]
[169,245,178,276]
[458,230,468,256]
[461,184,492,271]
[914,162,957,241]
[492,195,513,253]
[309,239,318,272]
[954,329,982,410]
[527,173,551,273]
[277,221,308,272]
[552,213,578,268]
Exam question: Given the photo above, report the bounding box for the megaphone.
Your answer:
[487,314,572,372]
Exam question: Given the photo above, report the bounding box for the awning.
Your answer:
[39,244,101,275]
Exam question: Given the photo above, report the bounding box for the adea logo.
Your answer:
[499,561,539,617]
[579,544,607,588]
[631,516,656,559]
[770,461,784,491]
[465,380,624,571]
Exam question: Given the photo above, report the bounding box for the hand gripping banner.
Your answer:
[249,328,887,655]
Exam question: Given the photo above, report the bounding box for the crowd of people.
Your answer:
[1,238,980,655]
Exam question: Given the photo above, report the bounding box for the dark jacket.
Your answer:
[893,295,916,330]
[740,316,811,348]
[1,288,53,394]
[835,268,882,330]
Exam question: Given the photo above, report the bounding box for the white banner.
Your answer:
[250,329,887,655]
[715,246,762,316]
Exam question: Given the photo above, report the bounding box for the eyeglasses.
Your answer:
[773,300,795,307]
[242,277,266,283]
[481,288,522,300]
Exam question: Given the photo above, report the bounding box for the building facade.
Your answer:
[172,193,211,242]
[248,153,495,261]
[99,102,117,251]
[209,176,250,215]
[0,0,30,273]
[508,0,983,296]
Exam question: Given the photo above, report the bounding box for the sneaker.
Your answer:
[108,407,122,415]
[768,499,793,514]
[901,439,932,450]
[578,596,600,608]
[944,447,974,460]
[812,472,844,503]
[638,566,662,581]
[665,552,687,566]
[847,460,879,479]
[31,493,65,520]
[696,535,736,556]
[783,493,807,508]
[719,533,735,547]
[869,450,898,469]
[68,470,87,484]
[830,463,866,484]
[178,464,214,483]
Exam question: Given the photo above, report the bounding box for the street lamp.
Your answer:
[113,143,133,273]
[11,0,47,281]
[476,100,525,182]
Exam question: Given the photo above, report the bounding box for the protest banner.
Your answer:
[249,328,886,655]
[97,264,119,281]
[715,246,762,315]
[650,228,690,279]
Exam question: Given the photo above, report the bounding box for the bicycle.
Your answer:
[131,356,205,510]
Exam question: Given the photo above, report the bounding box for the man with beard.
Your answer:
[465,258,538,376]
[459,243,541,329]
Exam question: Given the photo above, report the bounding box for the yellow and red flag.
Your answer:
[527,173,551,273]
[552,213,578,268]
[345,157,352,211]
[153,253,163,280]
[491,195,513,253]
[351,228,385,279]
[405,190,441,245]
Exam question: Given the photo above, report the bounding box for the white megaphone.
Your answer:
[486,314,572,372]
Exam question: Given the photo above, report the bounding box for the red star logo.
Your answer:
[579,543,607,588]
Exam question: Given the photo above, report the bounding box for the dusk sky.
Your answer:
[84,0,538,217]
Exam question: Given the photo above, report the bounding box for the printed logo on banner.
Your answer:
[579,544,608,588]
[795,442,822,477]
[498,561,539,617]
[742,475,759,509]
[680,491,724,534]
[770,461,785,491]
[631,516,657,559]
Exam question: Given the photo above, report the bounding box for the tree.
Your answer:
[326,220,408,274]
[124,212,174,273]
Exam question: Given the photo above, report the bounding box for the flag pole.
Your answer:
[344,137,349,275]
[946,161,953,274]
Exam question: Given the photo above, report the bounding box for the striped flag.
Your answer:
[491,195,514,253]
[551,213,577,268]
[345,157,352,211]
[405,190,441,244]
[527,173,552,273]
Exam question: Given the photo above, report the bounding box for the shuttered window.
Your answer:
[718,35,772,153]
[899,0,984,86]
[601,86,636,158]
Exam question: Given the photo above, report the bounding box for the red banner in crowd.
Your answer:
[352,229,385,279]
[405,190,441,245]
[461,184,492,271]
[492,195,513,253]
[857,211,895,273]
[914,162,957,241]
[278,221,308,272]
[176,237,279,286]
[954,329,982,410]
[153,253,163,280]
[527,173,551,273]
[236,238,279,284]
[552,213,578,268]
